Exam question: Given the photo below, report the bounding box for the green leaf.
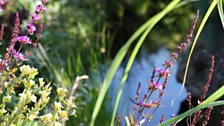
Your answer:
[159,86,224,126]
[174,0,198,9]
[174,0,217,103]
[217,0,224,29]
[125,116,131,126]
[110,1,182,125]
[89,1,181,126]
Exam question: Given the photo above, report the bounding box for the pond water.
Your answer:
[108,48,188,125]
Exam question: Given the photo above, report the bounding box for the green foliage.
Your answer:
[29,0,114,125]
[106,0,194,51]
[91,0,224,125]
[180,0,217,103]
[33,0,113,86]
[0,65,76,126]
[217,0,224,29]
[8,0,222,125]
[159,86,224,125]
[90,1,181,126]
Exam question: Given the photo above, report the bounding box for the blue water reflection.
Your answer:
[108,48,188,125]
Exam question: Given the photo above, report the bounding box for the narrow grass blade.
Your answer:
[89,1,181,125]
[125,116,131,126]
[174,0,217,104]
[159,86,224,126]
[217,0,224,29]
[175,0,198,9]
[110,1,181,125]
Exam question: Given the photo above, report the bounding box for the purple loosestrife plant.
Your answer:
[127,11,199,126]
[0,0,6,12]
[186,55,215,126]
[16,36,32,44]
[0,1,47,72]
[26,22,36,35]
[0,1,77,125]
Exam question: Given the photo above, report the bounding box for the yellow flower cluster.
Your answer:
[20,65,38,79]
[0,65,76,126]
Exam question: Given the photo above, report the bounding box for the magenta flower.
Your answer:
[32,13,41,22]
[156,68,170,77]
[138,100,156,108]
[12,50,25,61]
[26,22,36,35]
[153,81,162,90]
[35,4,47,14]
[16,36,32,44]
[42,0,48,4]
[149,80,162,90]
[0,0,6,4]
[164,60,173,68]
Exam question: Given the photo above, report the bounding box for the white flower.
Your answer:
[31,95,37,103]
[64,99,76,108]
[41,113,53,123]
[28,111,39,121]
[29,80,35,86]
[41,96,50,103]
[54,102,63,111]
[4,82,8,88]
[19,92,27,100]
[3,95,12,103]
[39,90,50,97]
[39,78,45,87]
[59,110,68,120]
[57,88,68,98]
[26,90,32,97]
[0,108,7,115]
[55,122,63,126]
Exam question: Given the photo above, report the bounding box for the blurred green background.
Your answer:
[4,0,222,125]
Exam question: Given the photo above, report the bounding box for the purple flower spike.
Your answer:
[35,4,47,14]
[32,13,41,22]
[12,50,25,61]
[26,22,36,35]
[156,68,170,77]
[149,80,162,91]
[164,60,173,68]
[16,36,32,44]
[153,81,162,90]
[138,100,156,108]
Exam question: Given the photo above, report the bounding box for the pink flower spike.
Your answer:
[156,68,170,77]
[12,50,26,61]
[153,81,162,90]
[16,36,32,44]
[26,22,36,35]
[164,60,173,68]
[149,80,162,90]
[0,0,5,5]
[35,4,47,14]
[32,13,41,22]
[138,100,156,108]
